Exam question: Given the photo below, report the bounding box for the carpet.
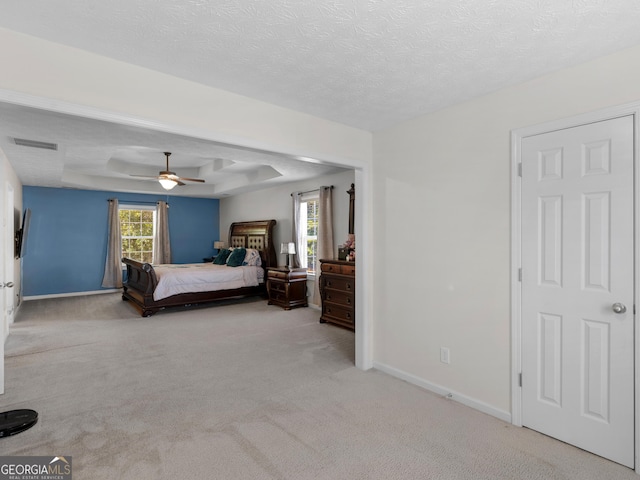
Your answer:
[0,293,635,479]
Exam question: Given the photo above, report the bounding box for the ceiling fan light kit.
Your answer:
[131,152,205,190]
[159,177,178,190]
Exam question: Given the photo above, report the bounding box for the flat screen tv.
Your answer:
[15,208,31,258]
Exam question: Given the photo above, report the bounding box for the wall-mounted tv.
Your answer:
[15,208,31,258]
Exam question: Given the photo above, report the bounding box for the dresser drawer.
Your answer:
[268,279,286,293]
[268,270,288,280]
[270,290,288,303]
[322,275,354,293]
[341,264,356,275]
[322,303,355,327]
[323,289,353,308]
[321,262,355,275]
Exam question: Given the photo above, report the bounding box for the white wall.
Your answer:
[220,169,355,302]
[372,44,640,415]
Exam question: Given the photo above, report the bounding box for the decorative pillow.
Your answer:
[225,247,237,262]
[243,248,262,267]
[226,247,246,267]
[213,249,231,264]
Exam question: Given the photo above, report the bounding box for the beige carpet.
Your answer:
[1,293,636,479]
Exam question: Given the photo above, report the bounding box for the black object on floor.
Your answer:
[0,409,38,438]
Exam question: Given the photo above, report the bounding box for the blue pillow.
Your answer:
[213,249,231,264]
[226,248,246,267]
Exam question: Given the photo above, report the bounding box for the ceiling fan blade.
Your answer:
[130,174,162,179]
[176,179,186,186]
[176,177,205,183]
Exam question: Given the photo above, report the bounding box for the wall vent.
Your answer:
[12,137,58,150]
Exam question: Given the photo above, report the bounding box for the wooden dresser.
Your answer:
[319,259,355,331]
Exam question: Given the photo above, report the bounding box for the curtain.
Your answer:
[153,200,171,264]
[292,192,303,268]
[101,198,123,288]
[313,186,334,305]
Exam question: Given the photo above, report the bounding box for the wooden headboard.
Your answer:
[228,219,277,269]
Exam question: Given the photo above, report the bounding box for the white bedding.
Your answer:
[152,263,263,301]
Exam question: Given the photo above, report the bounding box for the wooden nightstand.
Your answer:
[266,267,308,310]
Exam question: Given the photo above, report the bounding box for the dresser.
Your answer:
[266,267,308,310]
[319,259,355,331]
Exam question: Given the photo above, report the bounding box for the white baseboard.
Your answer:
[23,289,121,301]
[372,361,512,424]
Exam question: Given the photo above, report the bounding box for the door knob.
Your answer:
[0,282,14,289]
[612,302,627,314]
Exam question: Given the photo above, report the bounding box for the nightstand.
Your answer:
[266,267,308,310]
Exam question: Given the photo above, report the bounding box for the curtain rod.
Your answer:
[290,185,334,197]
[111,199,170,207]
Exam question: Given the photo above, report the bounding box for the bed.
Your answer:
[122,219,277,316]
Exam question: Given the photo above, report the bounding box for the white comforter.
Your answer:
[152,263,262,301]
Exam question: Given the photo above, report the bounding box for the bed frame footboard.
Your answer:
[121,258,160,317]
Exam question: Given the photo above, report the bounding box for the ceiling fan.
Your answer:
[131,152,205,190]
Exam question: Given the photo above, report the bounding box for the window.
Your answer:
[300,195,319,275]
[119,206,156,263]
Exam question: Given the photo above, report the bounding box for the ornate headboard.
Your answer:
[228,219,277,269]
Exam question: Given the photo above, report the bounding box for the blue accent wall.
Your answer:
[22,186,220,296]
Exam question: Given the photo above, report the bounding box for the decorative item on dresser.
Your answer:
[266,267,308,310]
[319,259,355,331]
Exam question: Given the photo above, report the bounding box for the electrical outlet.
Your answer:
[440,347,450,364]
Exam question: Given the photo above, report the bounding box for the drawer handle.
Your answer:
[326,281,332,287]
[346,283,352,290]
[346,313,351,319]
[346,298,351,304]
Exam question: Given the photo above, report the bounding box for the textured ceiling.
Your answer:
[1,1,640,196]
[2,0,640,131]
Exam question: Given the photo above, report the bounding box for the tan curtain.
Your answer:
[313,186,334,305]
[292,192,303,268]
[101,198,123,288]
[153,200,171,264]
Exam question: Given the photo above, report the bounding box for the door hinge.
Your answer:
[518,373,522,387]
[517,163,522,177]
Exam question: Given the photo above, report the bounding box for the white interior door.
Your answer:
[521,115,634,468]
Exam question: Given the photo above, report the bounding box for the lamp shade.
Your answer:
[213,241,225,249]
[281,242,296,254]
[159,178,177,190]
